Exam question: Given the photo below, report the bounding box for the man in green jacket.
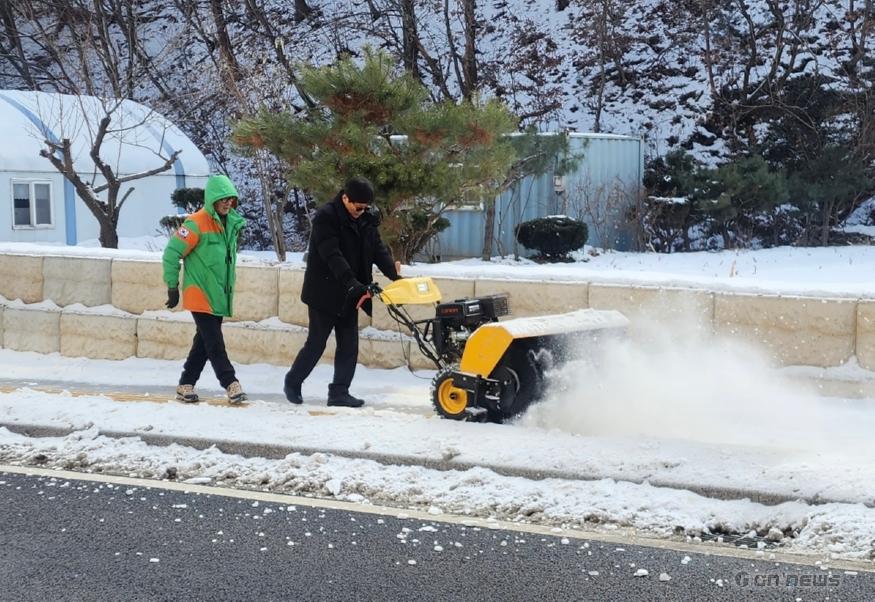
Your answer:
[162,174,248,404]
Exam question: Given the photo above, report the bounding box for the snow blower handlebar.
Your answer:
[354,282,380,310]
[364,277,448,370]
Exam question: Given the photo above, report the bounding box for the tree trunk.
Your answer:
[481,201,496,260]
[593,2,608,132]
[0,2,36,87]
[461,0,477,100]
[255,151,286,261]
[702,3,718,98]
[293,0,311,23]
[99,220,119,249]
[820,200,833,246]
[208,0,242,87]
[400,0,420,79]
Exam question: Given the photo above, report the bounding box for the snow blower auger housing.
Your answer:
[367,276,629,423]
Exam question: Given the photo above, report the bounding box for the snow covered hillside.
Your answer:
[2,1,870,251]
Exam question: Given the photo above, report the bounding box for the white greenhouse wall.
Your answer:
[0,90,211,245]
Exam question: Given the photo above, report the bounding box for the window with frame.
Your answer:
[12,181,53,228]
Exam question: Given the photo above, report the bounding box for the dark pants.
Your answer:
[286,306,359,392]
[180,312,236,389]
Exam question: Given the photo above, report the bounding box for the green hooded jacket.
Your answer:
[162,175,246,317]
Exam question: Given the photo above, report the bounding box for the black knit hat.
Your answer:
[344,176,374,205]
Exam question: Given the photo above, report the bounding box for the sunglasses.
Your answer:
[347,199,370,212]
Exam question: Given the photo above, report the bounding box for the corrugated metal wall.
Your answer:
[424,133,643,260]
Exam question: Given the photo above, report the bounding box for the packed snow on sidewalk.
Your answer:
[1,339,874,562]
[1,238,875,561]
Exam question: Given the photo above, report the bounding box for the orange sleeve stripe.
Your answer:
[192,210,222,234]
[175,226,199,256]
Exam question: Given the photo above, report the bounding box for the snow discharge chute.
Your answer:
[369,276,628,423]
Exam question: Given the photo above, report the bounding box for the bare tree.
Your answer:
[171,0,302,261]
[0,1,38,88]
[844,0,873,76]
[567,176,636,251]
[572,0,633,132]
[38,96,181,248]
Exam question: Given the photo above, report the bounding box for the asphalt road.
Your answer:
[1,470,872,601]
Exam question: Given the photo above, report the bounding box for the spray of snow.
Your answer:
[522,299,851,452]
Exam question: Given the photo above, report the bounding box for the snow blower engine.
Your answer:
[362,276,628,423]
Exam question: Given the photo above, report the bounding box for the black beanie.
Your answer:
[344,176,374,205]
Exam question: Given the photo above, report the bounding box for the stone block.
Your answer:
[231,264,279,322]
[474,279,588,317]
[714,293,855,367]
[3,306,60,353]
[588,284,714,336]
[277,268,308,326]
[112,259,169,314]
[224,322,308,366]
[364,336,435,371]
[277,267,372,330]
[855,301,875,371]
[0,304,4,348]
[0,254,43,303]
[43,256,112,307]
[60,311,137,360]
[136,316,197,361]
[371,276,474,331]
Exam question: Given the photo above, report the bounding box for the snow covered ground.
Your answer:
[2,237,875,563]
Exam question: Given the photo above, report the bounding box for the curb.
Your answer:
[2,421,865,509]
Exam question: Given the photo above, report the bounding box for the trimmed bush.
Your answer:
[159,187,205,236]
[515,216,588,261]
[171,187,205,213]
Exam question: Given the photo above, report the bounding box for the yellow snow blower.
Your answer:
[366,276,628,423]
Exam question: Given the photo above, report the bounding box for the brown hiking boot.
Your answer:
[176,384,199,403]
[226,381,247,404]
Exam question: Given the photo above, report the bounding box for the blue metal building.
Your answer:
[424,133,644,260]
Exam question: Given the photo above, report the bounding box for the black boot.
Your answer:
[327,384,364,408]
[284,374,303,404]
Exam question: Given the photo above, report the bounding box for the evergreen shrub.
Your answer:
[160,187,204,235]
[515,216,588,261]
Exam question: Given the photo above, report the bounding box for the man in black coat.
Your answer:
[284,176,401,407]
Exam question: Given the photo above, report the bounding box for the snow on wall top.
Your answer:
[0,90,210,177]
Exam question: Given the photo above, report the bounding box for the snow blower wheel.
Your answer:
[431,370,468,419]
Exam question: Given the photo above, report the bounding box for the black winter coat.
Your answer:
[301,195,399,316]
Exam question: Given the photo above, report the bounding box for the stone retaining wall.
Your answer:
[856,301,875,371]
[60,311,137,361]
[112,259,169,315]
[1,251,874,373]
[0,254,43,303]
[43,256,112,308]
[714,293,856,368]
[3,305,60,354]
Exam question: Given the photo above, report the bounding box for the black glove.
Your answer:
[166,287,180,309]
[346,278,368,303]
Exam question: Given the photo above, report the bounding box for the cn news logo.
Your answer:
[734,571,841,588]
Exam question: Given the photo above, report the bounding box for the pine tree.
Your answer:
[233,49,519,262]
